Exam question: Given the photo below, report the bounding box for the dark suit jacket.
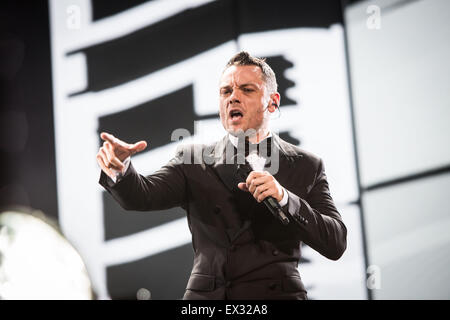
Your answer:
[99,134,347,300]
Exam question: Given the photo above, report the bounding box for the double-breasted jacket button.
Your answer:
[214,205,221,214]
[297,215,308,225]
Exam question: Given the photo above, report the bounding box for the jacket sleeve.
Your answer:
[99,149,188,211]
[284,158,347,260]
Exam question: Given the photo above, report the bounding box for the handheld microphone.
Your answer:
[236,162,290,226]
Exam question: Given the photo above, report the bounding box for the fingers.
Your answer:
[255,188,277,202]
[96,153,115,179]
[103,142,125,170]
[247,174,270,194]
[130,140,147,154]
[237,182,248,191]
[253,184,271,202]
[100,132,117,145]
[100,132,132,149]
[242,171,282,202]
[100,132,147,156]
[99,143,124,171]
[245,171,267,187]
[97,147,108,166]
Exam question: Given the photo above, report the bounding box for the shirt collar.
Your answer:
[228,131,272,149]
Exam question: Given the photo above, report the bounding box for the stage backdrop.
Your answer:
[345,0,450,299]
[48,0,366,299]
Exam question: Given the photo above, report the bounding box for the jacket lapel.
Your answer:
[209,135,240,193]
[270,134,304,185]
[206,136,249,242]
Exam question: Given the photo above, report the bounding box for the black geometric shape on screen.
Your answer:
[102,191,186,241]
[279,131,301,146]
[97,85,195,153]
[68,0,235,95]
[68,0,342,95]
[92,0,153,21]
[265,56,296,107]
[236,0,342,33]
[106,243,193,299]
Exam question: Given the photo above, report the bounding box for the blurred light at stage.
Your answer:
[0,208,93,299]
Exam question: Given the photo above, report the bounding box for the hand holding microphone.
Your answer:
[237,163,290,225]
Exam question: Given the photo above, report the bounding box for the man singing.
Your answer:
[97,51,347,300]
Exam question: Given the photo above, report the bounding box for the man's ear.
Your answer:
[267,92,281,113]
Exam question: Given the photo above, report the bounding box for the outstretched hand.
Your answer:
[96,132,147,179]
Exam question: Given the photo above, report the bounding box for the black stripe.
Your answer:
[237,0,342,33]
[68,0,235,95]
[92,0,154,21]
[97,85,195,153]
[68,0,342,95]
[365,165,450,192]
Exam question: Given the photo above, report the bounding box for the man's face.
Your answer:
[219,65,271,135]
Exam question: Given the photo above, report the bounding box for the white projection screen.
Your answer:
[345,0,450,299]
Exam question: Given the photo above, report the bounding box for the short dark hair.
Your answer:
[224,51,278,94]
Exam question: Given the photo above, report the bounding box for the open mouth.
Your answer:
[229,109,243,121]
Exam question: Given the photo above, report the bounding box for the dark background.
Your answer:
[0,1,57,220]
